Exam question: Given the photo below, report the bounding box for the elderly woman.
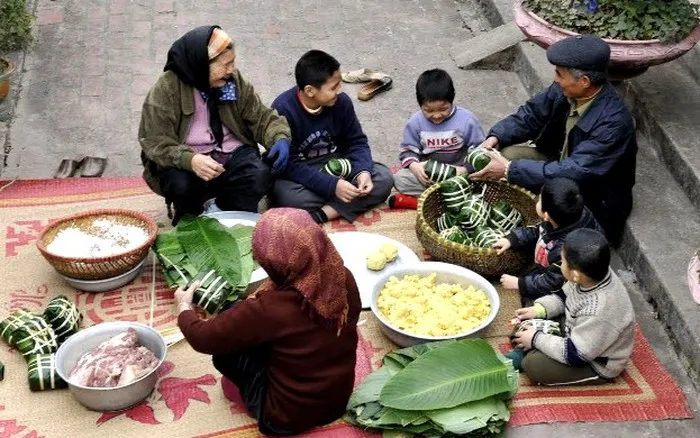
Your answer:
[139,26,291,224]
[175,208,361,435]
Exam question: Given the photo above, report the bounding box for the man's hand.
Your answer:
[513,327,536,351]
[268,139,291,172]
[336,179,361,202]
[191,154,225,181]
[500,274,519,290]
[175,281,199,314]
[470,150,509,181]
[455,165,468,176]
[515,306,537,321]
[492,237,511,255]
[477,136,500,151]
[408,161,431,186]
[356,172,373,197]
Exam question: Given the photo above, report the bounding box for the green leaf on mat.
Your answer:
[176,216,244,288]
[379,340,511,410]
[347,367,392,409]
[425,397,510,435]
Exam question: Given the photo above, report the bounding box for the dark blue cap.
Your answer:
[546,34,611,72]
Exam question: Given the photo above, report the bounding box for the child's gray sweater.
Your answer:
[533,270,635,379]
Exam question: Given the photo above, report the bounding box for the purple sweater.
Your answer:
[272,88,374,200]
[399,106,485,167]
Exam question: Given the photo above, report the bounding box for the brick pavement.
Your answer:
[4,0,529,178]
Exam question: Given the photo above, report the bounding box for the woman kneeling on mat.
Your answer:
[175,208,361,435]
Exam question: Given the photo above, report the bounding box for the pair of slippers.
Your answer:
[54,157,107,178]
[341,68,393,101]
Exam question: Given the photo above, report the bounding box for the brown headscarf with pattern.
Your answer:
[252,208,349,334]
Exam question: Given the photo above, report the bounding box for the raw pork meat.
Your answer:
[69,328,159,388]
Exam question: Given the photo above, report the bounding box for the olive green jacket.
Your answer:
[139,70,291,194]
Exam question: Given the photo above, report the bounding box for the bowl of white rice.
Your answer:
[36,209,159,281]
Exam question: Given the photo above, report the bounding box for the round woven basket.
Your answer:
[416,180,538,278]
[36,209,159,280]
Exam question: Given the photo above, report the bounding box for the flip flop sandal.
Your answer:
[357,76,393,101]
[80,157,107,177]
[342,68,389,83]
[53,158,84,179]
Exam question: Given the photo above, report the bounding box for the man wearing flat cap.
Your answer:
[471,34,637,245]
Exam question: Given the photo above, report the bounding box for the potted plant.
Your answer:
[514,0,700,80]
[0,0,34,101]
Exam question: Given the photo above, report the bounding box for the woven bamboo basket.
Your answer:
[36,209,159,280]
[416,180,539,278]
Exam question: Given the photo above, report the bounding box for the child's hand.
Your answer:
[500,274,519,290]
[455,165,468,176]
[408,162,431,186]
[513,327,536,350]
[492,237,511,254]
[336,179,361,202]
[355,172,373,197]
[515,306,537,321]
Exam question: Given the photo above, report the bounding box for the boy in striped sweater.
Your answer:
[389,69,485,209]
[510,229,635,385]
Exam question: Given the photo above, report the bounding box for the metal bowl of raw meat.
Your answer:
[55,321,167,411]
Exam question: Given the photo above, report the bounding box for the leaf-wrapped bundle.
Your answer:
[1,309,36,345]
[11,315,58,360]
[516,318,561,336]
[435,212,459,233]
[425,160,457,184]
[489,200,522,233]
[321,158,352,179]
[27,354,67,391]
[466,147,491,171]
[440,226,470,245]
[440,174,473,213]
[458,196,491,232]
[43,295,82,343]
[473,228,506,248]
[191,270,234,314]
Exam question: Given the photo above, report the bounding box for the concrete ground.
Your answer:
[2,0,699,436]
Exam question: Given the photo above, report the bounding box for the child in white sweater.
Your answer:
[511,229,635,385]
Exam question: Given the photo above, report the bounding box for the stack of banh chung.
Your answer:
[0,296,82,391]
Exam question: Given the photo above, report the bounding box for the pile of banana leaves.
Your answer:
[346,339,518,437]
[153,216,257,314]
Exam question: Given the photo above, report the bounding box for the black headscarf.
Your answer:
[164,25,225,147]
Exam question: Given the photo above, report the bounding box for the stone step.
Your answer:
[450,20,525,70]
[677,45,700,87]
[620,137,700,383]
[619,60,700,212]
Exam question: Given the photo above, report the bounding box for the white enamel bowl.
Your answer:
[370,261,500,347]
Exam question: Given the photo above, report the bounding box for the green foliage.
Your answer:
[345,339,518,437]
[0,0,34,55]
[523,0,700,42]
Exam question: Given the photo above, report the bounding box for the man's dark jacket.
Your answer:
[489,82,637,244]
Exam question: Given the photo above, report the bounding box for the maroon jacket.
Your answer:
[178,268,361,432]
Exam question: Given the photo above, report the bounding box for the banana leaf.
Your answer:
[43,295,82,343]
[379,340,513,410]
[154,217,257,311]
[425,397,510,435]
[176,216,245,288]
[0,308,35,345]
[27,354,67,391]
[347,366,392,409]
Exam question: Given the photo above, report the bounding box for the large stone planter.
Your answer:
[514,0,700,80]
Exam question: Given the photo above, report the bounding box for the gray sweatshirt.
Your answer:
[533,270,635,379]
[399,106,485,167]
